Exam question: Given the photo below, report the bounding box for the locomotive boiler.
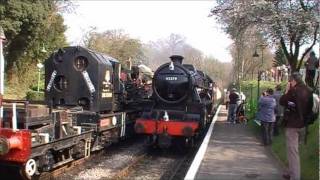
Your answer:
[135,55,217,148]
[0,46,148,179]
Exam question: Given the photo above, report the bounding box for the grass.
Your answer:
[247,108,319,180]
[243,80,319,180]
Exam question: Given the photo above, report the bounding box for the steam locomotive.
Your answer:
[0,46,149,179]
[134,55,220,148]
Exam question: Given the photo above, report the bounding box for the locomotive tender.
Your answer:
[135,55,219,148]
[0,46,148,179]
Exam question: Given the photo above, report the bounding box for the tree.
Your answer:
[200,56,233,87]
[273,44,287,67]
[223,27,273,81]
[211,0,319,72]
[0,0,67,88]
[144,33,232,87]
[84,29,145,65]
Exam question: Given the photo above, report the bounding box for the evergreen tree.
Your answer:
[0,0,67,92]
[273,45,287,67]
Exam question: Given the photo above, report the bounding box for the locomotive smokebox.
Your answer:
[45,46,120,112]
[169,55,184,64]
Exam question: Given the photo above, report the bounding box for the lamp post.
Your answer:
[253,44,267,101]
[36,44,46,92]
[0,26,5,127]
[37,63,44,92]
[253,50,260,101]
[248,82,253,112]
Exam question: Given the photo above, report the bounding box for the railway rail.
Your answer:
[55,137,146,180]
[4,110,214,180]
[113,143,201,180]
[112,128,209,180]
[53,134,204,180]
[0,112,213,180]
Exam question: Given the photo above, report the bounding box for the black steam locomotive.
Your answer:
[0,46,149,179]
[135,55,218,148]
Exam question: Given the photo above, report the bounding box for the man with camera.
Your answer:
[279,72,312,180]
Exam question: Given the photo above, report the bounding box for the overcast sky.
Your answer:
[62,1,233,62]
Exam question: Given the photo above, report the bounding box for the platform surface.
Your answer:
[187,105,284,180]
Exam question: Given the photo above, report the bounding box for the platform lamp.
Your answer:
[252,49,260,101]
[36,63,44,92]
[36,43,47,92]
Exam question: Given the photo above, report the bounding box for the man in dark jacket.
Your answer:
[305,51,318,88]
[227,88,240,124]
[279,72,312,180]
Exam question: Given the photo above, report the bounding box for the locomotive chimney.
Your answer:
[169,55,184,64]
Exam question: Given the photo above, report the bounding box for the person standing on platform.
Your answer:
[305,51,318,88]
[224,89,230,110]
[227,88,239,124]
[273,84,283,136]
[257,88,276,145]
[280,72,312,180]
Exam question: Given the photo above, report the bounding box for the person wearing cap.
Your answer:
[279,72,312,180]
[227,88,240,124]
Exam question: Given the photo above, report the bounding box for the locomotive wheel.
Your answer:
[185,137,194,148]
[40,150,55,172]
[201,108,208,127]
[73,140,86,159]
[20,159,37,180]
[204,109,208,125]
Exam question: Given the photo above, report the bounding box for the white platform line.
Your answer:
[184,105,222,180]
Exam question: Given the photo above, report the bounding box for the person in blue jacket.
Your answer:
[257,88,276,145]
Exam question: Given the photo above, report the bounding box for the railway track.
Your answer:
[55,137,146,180]
[35,156,90,180]
[34,119,211,180]
[1,123,211,180]
[109,146,198,180]
[112,131,208,180]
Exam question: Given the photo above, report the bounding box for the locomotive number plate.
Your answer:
[102,92,112,98]
[165,77,178,81]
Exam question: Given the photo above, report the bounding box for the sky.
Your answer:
[62,1,233,62]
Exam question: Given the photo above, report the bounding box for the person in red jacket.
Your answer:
[279,72,312,180]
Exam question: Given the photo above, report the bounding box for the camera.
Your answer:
[286,101,296,112]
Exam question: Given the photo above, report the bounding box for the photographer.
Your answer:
[257,89,276,146]
[279,72,312,180]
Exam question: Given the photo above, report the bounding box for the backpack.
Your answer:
[304,93,319,125]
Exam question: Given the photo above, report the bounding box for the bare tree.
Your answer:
[211,0,319,72]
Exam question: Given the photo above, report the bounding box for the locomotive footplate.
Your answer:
[73,110,140,151]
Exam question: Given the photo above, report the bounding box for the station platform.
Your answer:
[185,105,284,180]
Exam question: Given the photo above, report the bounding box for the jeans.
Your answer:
[261,121,274,145]
[228,104,238,123]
